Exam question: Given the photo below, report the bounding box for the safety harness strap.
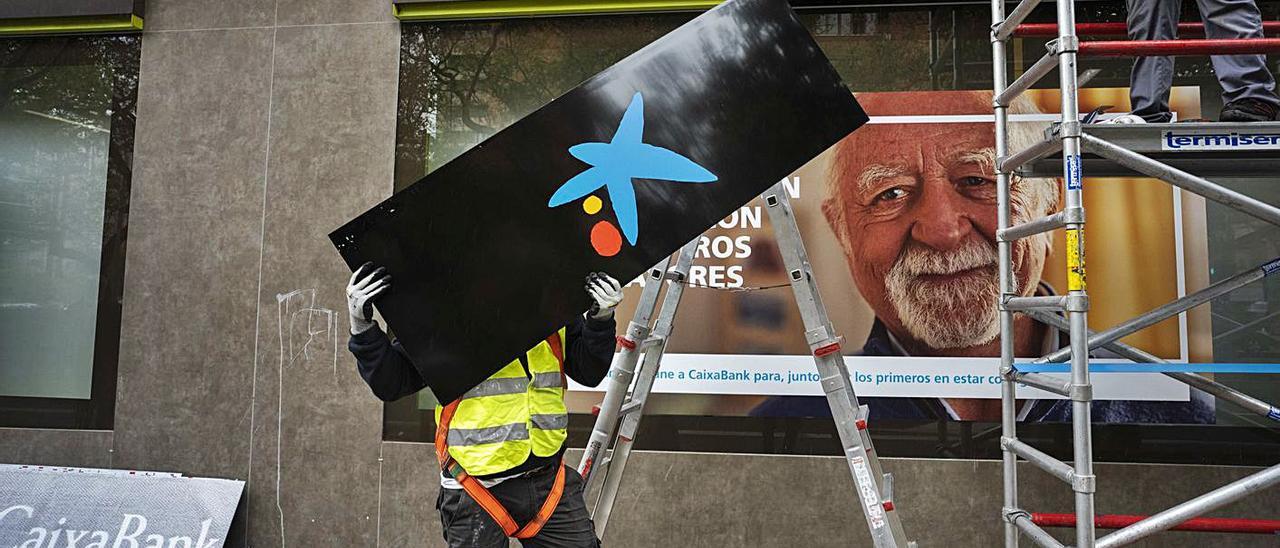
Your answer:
[546,330,566,386]
[514,463,566,538]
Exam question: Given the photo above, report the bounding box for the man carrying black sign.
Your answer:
[345,264,624,547]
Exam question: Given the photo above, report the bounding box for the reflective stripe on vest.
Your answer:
[464,377,529,398]
[531,372,565,389]
[447,422,529,446]
[530,413,568,431]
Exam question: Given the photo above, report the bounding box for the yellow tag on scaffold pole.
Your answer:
[1066,228,1086,292]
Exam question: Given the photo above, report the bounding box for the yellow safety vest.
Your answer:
[434,328,569,477]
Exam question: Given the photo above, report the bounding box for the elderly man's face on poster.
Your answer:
[823,91,1058,355]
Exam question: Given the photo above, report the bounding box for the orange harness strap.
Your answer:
[434,333,568,540]
[546,330,566,389]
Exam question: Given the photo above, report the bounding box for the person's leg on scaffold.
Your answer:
[1197,0,1280,121]
[1125,0,1179,123]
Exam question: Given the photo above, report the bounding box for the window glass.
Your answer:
[0,34,139,428]
[389,4,1280,465]
[1207,181,1280,427]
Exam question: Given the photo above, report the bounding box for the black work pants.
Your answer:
[436,463,601,547]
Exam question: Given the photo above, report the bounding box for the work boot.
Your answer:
[1219,98,1280,122]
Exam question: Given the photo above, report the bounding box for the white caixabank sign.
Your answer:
[0,465,243,548]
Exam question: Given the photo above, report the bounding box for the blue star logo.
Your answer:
[548,92,717,246]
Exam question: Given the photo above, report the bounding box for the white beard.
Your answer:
[884,237,1007,350]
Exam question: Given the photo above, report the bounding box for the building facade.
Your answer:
[2,0,1278,546]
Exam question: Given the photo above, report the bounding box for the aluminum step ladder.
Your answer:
[576,181,916,547]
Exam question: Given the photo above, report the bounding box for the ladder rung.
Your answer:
[995,45,1061,107]
[1012,371,1071,397]
[1004,438,1074,485]
[997,132,1062,174]
[997,210,1071,242]
[618,400,643,417]
[992,0,1044,41]
[1003,295,1066,311]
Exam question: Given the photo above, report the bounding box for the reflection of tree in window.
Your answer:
[395,16,691,187]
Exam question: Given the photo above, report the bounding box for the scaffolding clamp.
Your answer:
[1073,473,1097,495]
[1064,294,1090,313]
[1052,35,1080,54]
[1059,119,1082,138]
[1062,206,1085,225]
[1002,295,1067,312]
[1003,507,1030,524]
[1070,383,1094,403]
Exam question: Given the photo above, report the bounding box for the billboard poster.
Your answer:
[567,87,1216,424]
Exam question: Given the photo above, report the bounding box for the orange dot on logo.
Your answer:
[590,221,623,257]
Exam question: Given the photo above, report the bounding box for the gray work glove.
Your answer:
[347,262,390,335]
[586,272,623,321]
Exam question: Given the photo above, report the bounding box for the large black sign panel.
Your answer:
[330,0,867,403]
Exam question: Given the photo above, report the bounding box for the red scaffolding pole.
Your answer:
[1077,38,1280,57]
[1014,21,1280,37]
[1033,513,1280,535]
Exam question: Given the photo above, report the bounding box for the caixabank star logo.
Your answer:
[548,92,717,257]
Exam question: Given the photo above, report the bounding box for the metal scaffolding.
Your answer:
[990,1,1280,546]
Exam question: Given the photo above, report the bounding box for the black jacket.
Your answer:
[349,314,617,477]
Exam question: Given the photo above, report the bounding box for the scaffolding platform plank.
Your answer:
[1022,122,1280,178]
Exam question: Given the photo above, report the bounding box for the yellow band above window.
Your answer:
[0,14,142,36]
[393,0,721,21]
